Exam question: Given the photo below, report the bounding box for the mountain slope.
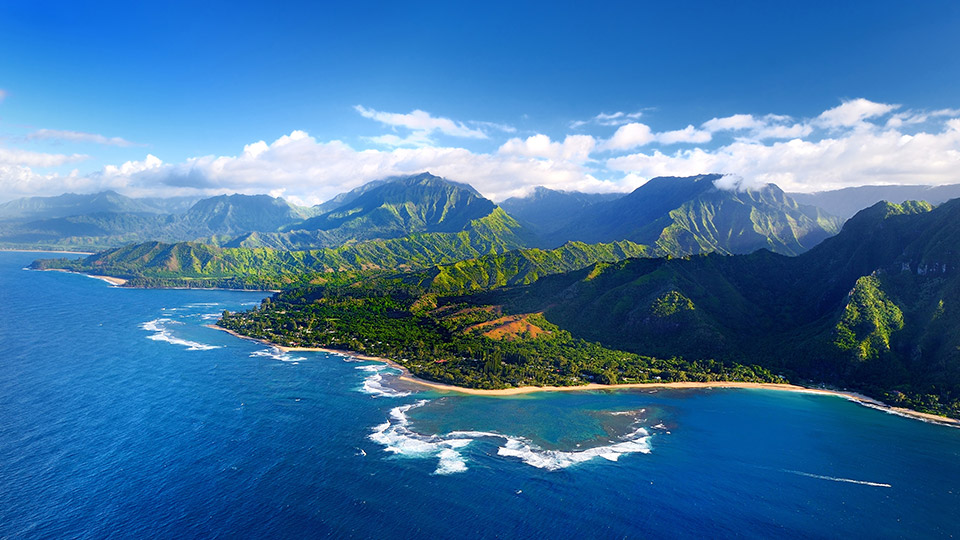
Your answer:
[32,207,532,288]
[547,174,842,255]
[480,199,960,415]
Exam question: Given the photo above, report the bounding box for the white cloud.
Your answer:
[44,130,615,203]
[601,122,655,151]
[355,105,487,139]
[816,98,899,129]
[571,110,644,128]
[0,148,88,167]
[702,114,764,132]
[0,89,7,103]
[5,97,960,205]
[752,123,812,140]
[608,117,960,192]
[657,125,712,144]
[100,154,163,177]
[498,134,596,162]
[26,129,141,147]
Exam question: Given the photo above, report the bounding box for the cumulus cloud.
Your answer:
[601,122,655,151]
[656,125,712,145]
[26,129,141,147]
[47,130,614,203]
[702,114,811,141]
[608,117,960,192]
[355,105,488,141]
[816,98,899,129]
[4,97,960,203]
[702,114,765,132]
[498,134,596,162]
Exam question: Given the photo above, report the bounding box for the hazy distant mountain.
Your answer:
[790,183,960,220]
[0,191,162,221]
[499,187,623,234]
[178,194,308,236]
[135,196,203,214]
[545,174,841,256]
[0,192,309,250]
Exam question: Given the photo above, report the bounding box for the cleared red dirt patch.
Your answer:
[466,313,549,341]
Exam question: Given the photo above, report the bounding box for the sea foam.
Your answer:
[369,400,478,475]
[369,400,653,474]
[250,347,306,363]
[356,364,411,398]
[140,319,221,351]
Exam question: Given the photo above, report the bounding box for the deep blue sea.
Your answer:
[2,251,960,538]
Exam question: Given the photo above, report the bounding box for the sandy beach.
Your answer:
[206,324,960,428]
[38,268,128,286]
[88,274,128,286]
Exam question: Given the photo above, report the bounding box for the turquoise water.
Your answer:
[1,251,959,538]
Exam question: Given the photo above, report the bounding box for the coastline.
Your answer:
[205,325,960,428]
[36,269,278,292]
[3,248,94,255]
[39,268,128,286]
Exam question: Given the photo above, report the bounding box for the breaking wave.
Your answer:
[496,425,651,470]
[250,347,306,363]
[369,400,652,474]
[140,319,221,351]
[356,364,411,398]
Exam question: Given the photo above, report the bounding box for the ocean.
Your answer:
[1,251,958,538]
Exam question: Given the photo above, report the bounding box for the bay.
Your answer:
[1,251,958,538]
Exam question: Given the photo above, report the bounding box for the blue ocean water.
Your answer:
[1,251,959,538]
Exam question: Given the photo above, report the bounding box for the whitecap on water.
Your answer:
[496,426,651,470]
[356,364,411,398]
[369,400,477,475]
[249,347,306,363]
[140,318,221,351]
[369,400,653,474]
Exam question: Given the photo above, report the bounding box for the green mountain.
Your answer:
[407,240,655,294]
[546,174,842,255]
[499,187,623,235]
[32,207,531,289]
[231,173,503,249]
[308,179,389,215]
[478,199,959,415]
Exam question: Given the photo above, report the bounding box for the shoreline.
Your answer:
[39,268,128,286]
[35,269,278,292]
[2,248,94,255]
[205,325,960,428]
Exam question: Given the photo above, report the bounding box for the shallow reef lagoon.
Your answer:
[2,252,960,538]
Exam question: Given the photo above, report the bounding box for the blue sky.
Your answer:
[2,0,960,203]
